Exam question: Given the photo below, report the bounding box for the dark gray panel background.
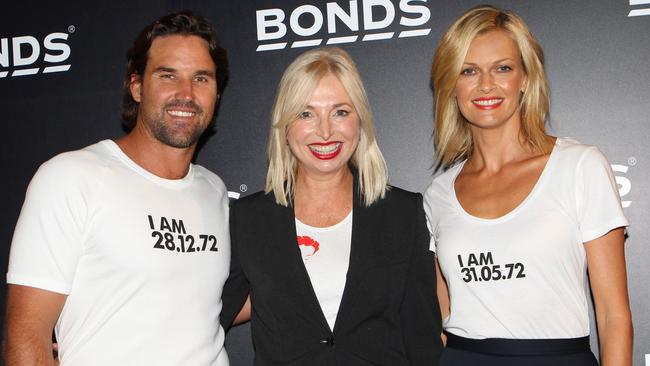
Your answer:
[1,1,648,365]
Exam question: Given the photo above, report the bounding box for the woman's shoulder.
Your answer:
[423,163,463,201]
[554,137,599,155]
[377,186,422,209]
[232,190,282,212]
[552,137,610,169]
[384,185,420,200]
[365,186,422,214]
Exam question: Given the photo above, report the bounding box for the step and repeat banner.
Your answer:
[1,1,648,364]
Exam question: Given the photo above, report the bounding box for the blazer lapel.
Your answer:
[332,179,384,332]
[276,195,332,333]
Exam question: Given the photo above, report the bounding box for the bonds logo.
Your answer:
[0,26,74,78]
[256,0,431,52]
[612,159,636,208]
[628,0,650,16]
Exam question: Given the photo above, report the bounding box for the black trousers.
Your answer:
[439,332,598,366]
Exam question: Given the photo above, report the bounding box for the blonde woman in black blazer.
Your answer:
[221,47,442,366]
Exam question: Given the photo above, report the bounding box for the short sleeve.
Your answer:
[422,191,437,253]
[7,156,90,294]
[575,147,629,243]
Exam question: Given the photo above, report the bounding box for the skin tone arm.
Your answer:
[232,296,251,325]
[435,257,449,345]
[3,285,65,366]
[585,227,633,366]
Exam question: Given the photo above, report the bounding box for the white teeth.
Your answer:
[309,143,341,154]
[473,98,503,106]
[168,110,196,117]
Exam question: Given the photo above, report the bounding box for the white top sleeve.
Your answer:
[422,195,437,253]
[7,154,95,294]
[575,146,629,243]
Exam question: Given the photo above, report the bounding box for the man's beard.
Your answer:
[147,100,209,148]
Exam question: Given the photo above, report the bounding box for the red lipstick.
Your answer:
[472,97,503,110]
[308,142,342,160]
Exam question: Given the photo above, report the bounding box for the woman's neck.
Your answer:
[467,122,550,173]
[293,167,354,227]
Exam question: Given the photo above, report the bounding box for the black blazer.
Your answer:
[222,184,442,366]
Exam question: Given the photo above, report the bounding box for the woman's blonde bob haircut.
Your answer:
[431,5,551,168]
[265,47,388,207]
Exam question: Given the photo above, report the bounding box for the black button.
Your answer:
[319,336,335,346]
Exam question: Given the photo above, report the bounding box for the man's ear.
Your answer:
[129,74,142,103]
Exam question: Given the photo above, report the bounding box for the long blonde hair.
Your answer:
[431,5,551,168]
[266,47,388,206]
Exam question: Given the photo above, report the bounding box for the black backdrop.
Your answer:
[2,1,649,365]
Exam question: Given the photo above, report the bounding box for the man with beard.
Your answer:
[4,11,230,366]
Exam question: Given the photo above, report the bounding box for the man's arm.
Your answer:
[4,284,66,366]
[220,202,251,331]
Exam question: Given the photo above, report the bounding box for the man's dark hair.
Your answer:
[121,10,228,129]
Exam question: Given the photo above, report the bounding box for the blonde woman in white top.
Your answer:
[424,5,632,366]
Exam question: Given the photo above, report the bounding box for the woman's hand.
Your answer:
[233,296,251,326]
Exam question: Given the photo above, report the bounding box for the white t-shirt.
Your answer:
[423,138,628,339]
[295,211,352,330]
[7,140,231,366]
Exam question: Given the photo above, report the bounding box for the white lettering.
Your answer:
[327,1,359,34]
[256,9,287,41]
[12,36,40,67]
[399,0,430,27]
[363,0,396,30]
[0,38,8,67]
[612,164,632,208]
[255,1,433,52]
[290,5,324,37]
[44,33,70,63]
